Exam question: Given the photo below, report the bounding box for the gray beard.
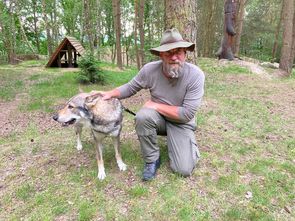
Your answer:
[162,61,184,78]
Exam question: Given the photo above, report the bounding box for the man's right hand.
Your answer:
[90,89,120,100]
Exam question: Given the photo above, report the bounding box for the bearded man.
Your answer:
[96,28,205,181]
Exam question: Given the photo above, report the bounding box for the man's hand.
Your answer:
[90,89,120,100]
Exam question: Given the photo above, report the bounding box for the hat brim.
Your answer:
[150,42,195,56]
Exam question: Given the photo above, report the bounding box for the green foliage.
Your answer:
[77,52,105,84]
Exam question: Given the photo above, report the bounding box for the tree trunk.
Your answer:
[83,0,94,54]
[0,1,17,64]
[288,7,295,71]
[134,0,141,70]
[202,0,218,57]
[32,0,40,53]
[216,0,237,60]
[112,0,123,69]
[139,0,145,66]
[42,0,53,56]
[272,2,283,62]
[233,0,246,56]
[164,0,197,63]
[96,0,101,60]
[279,0,294,75]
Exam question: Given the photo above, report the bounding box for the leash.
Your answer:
[122,106,136,116]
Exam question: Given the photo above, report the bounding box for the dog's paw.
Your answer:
[76,144,83,151]
[118,161,127,171]
[97,170,106,180]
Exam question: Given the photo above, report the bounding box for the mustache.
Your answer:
[168,61,182,65]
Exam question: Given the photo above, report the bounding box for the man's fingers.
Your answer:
[89,90,102,95]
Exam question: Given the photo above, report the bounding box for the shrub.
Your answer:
[77,52,105,84]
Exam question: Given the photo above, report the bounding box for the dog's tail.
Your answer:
[122,105,136,116]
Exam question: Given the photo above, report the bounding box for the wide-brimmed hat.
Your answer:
[150,28,195,56]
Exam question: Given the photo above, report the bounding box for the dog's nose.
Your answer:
[52,115,58,121]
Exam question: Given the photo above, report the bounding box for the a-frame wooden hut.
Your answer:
[46,36,86,68]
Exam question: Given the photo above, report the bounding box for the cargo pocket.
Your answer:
[190,139,201,164]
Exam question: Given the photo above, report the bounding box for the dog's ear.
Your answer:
[85,93,102,107]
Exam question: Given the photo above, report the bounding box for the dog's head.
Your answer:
[52,93,90,126]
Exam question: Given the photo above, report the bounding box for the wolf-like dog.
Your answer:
[53,93,127,180]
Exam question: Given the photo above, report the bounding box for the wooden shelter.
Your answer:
[46,36,85,68]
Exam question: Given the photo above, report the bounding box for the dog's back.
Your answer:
[84,93,123,136]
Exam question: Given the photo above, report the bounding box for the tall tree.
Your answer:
[197,0,223,58]
[138,0,145,66]
[164,0,197,63]
[16,0,36,54]
[83,0,95,54]
[134,0,141,69]
[289,8,295,69]
[31,0,41,53]
[61,0,82,37]
[134,0,145,69]
[0,1,17,64]
[112,0,123,69]
[233,0,247,56]
[42,0,53,56]
[279,0,294,75]
[272,3,283,61]
[216,0,237,60]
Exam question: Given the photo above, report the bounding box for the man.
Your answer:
[98,28,205,181]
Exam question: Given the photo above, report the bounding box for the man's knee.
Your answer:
[135,108,153,125]
[135,108,158,136]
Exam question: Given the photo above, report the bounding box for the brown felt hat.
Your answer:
[150,28,195,56]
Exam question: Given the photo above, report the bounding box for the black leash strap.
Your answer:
[123,106,136,116]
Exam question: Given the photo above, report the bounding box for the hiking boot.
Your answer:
[142,158,161,181]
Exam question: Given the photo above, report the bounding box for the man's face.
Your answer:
[159,48,186,78]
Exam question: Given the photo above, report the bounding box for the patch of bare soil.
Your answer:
[219,58,273,79]
[0,102,59,138]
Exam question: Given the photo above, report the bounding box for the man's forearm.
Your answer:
[143,100,180,121]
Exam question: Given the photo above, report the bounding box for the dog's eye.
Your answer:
[68,105,74,109]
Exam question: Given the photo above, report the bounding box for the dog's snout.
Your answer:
[52,115,58,121]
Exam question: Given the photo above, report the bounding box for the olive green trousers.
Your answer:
[135,108,200,176]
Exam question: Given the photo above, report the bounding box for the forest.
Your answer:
[0,0,294,76]
[1,0,295,220]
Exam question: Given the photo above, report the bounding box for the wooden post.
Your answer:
[57,52,61,67]
[68,44,73,67]
[74,51,77,66]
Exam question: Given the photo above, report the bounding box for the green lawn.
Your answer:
[0,59,294,220]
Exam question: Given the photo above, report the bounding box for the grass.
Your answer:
[0,59,294,220]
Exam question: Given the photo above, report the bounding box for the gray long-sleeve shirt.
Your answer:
[118,60,205,124]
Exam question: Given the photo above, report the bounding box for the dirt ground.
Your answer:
[0,60,292,138]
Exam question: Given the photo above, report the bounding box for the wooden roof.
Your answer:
[46,36,86,67]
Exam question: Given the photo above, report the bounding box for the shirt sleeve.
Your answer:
[178,69,205,123]
[117,67,149,99]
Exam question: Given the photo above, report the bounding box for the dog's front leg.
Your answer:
[112,136,127,171]
[75,125,83,151]
[95,141,106,180]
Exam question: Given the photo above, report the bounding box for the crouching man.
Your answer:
[96,28,205,181]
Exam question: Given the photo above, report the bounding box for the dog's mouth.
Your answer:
[62,119,76,126]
